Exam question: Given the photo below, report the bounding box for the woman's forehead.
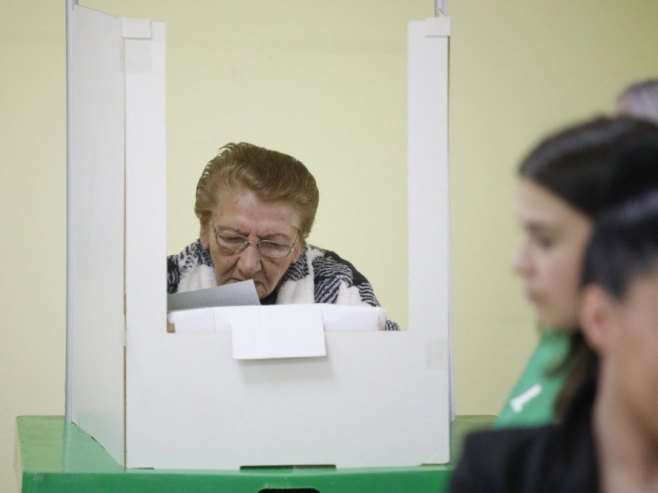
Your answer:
[215,188,301,233]
[518,179,589,227]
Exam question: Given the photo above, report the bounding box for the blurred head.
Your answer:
[195,142,320,299]
[579,192,658,438]
[617,79,658,125]
[513,117,658,330]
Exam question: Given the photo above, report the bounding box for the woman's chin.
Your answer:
[254,283,268,299]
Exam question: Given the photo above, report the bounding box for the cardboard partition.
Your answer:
[127,330,448,469]
[66,2,129,465]
[66,1,452,470]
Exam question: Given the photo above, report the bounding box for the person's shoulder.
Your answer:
[450,425,560,493]
[306,245,367,282]
[306,244,350,263]
[168,239,211,268]
[304,244,328,260]
[167,239,213,293]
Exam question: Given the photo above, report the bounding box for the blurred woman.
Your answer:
[497,116,658,426]
[451,190,658,493]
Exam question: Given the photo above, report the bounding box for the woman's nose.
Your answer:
[236,243,262,276]
[512,240,532,277]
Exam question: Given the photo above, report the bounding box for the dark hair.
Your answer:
[558,191,658,420]
[583,190,658,300]
[519,116,658,420]
[195,142,320,241]
[519,116,658,218]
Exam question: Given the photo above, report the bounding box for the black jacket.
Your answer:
[449,382,599,493]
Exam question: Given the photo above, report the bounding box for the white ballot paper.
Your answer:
[230,305,326,360]
[168,304,386,335]
[167,304,383,359]
[167,280,260,312]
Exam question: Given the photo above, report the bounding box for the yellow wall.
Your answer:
[449,2,658,413]
[2,1,658,491]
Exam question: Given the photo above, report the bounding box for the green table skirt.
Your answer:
[16,415,493,493]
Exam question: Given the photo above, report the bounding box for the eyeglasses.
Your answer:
[212,223,299,260]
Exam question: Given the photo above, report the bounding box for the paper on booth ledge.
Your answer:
[167,304,386,335]
[167,307,219,333]
[230,305,326,360]
[318,304,386,331]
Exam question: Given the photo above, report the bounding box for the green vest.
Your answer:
[494,330,569,428]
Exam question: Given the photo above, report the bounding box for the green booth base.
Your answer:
[16,415,493,493]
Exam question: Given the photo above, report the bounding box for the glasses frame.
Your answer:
[212,222,300,260]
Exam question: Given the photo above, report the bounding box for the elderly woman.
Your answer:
[168,142,398,330]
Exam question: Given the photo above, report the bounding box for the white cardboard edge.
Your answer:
[424,16,451,37]
[122,18,152,39]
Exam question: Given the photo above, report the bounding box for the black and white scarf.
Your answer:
[167,240,399,330]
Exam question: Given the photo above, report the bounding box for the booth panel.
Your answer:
[65,1,452,473]
[126,331,449,469]
[66,3,126,466]
[123,17,168,466]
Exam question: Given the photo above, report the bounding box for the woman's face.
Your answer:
[513,178,592,330]
[200,186,302,299]
[582,276,658,442]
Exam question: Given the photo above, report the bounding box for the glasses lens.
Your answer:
[258,240,291,259]
[216,233,248,253]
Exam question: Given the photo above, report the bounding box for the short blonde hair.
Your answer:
[195,142,320,240]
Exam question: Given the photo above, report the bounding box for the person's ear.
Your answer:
[199,223,209,249]
[291,245,302,264]
[579,284,617,353]
[290,237,304,263]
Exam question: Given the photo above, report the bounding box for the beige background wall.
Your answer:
[2,1,657,491]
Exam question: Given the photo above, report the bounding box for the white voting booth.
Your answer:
[66,1,452,470]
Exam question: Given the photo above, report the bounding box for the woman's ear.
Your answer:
[199,223,209,249]
[291,245,302,264]
[579,284,616,353]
